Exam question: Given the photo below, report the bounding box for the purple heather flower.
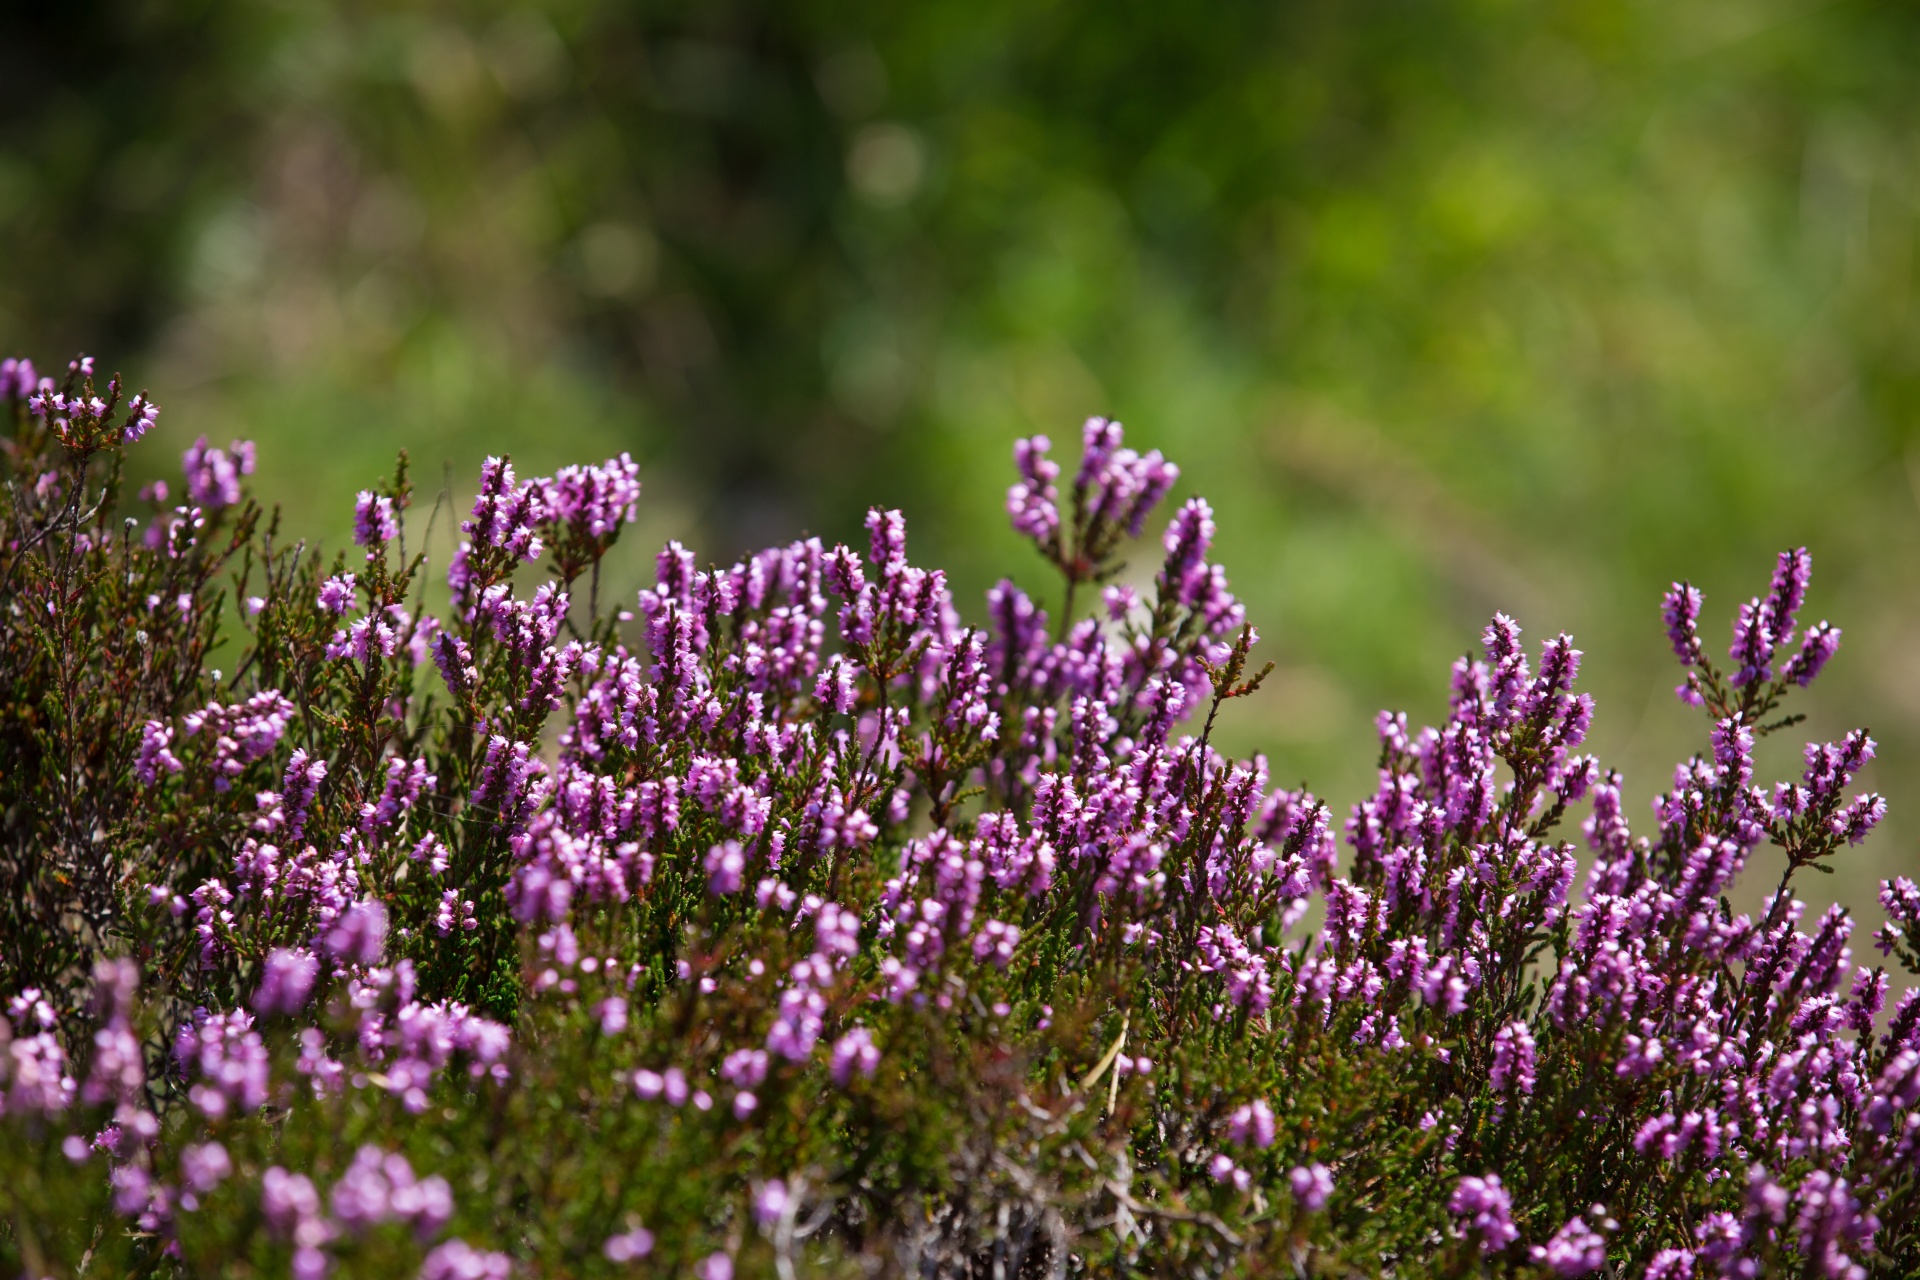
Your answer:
[134,720,183,786]
[22,984,75,1038]
[722,1048,769,1088]
[1729,593,1778,688]
[971,918,1019,968]
[175,1009,270,1116]
[1076,417,1122,491]
[866,506,909,573]
[318,573,357,615]
[768,984,827,1061]
[180,691,296,791]
[1645,1250,1695,1280]
[433,890,475,936]
[329,1146,453,1241]
[1158,497,1215,608]
[110,1164,152,1216]
[546,453,641,544]
[420,1240,513,1280]
[1529,1213,1609,1276]
[121,394,159,444]
[1711,715,1755,788]
[1748,1170,1790,1227]
[0,356,37,399]
[1208,1153,1251,1192]
[433,632,480,701]
[473,735,542,829]
[1790,1170,1878,1279]
[1289,1163,1334,1212]
[1881,877,1920,936]
[261,1167,321,1234]
[1616,1034,1664,1079]
[463,456,546,566]
[1663,582,1704,665]
[1073,417,1179,536]
[706,840,746,895]
[1482,613,1529,718]
[4,1020,76,1115]
[1783,620,1841,687]
[81,961,145,1107]
[324,899,389,967]
[182,436,255,510]
[327,612,405,664]
[1194,924,1272,1013]
[360,756,434,835]
[1489,1021,1537,1096]
[1007,435,1061,541]
[814,654,859,714]
[603,1227,655,1261]
[1767,547,1811,642]
[277,749,327,841]
[809,902,858,959]
[829,1027,880,1087]
[353,491,398,546]
[253,948,320,1016]
[1809,730,1875,793]
[1227,1099,1276,1149]
[412,833,450,872]
[1829,793,1887,845]
[181,1142,232,1195]
[1449,1174,1518,1253]
[753,1179,790,1228]
[694,1254,733,1280]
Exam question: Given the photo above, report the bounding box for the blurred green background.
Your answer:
[3,0,1916,924]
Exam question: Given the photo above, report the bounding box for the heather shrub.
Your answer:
[1,354,1916,1278]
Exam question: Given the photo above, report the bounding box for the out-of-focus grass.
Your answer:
[2,0,1915,931]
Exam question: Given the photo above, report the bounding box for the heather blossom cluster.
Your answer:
[1,357,1917,1277]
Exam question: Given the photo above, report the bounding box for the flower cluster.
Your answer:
[1,356,1917,1277]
